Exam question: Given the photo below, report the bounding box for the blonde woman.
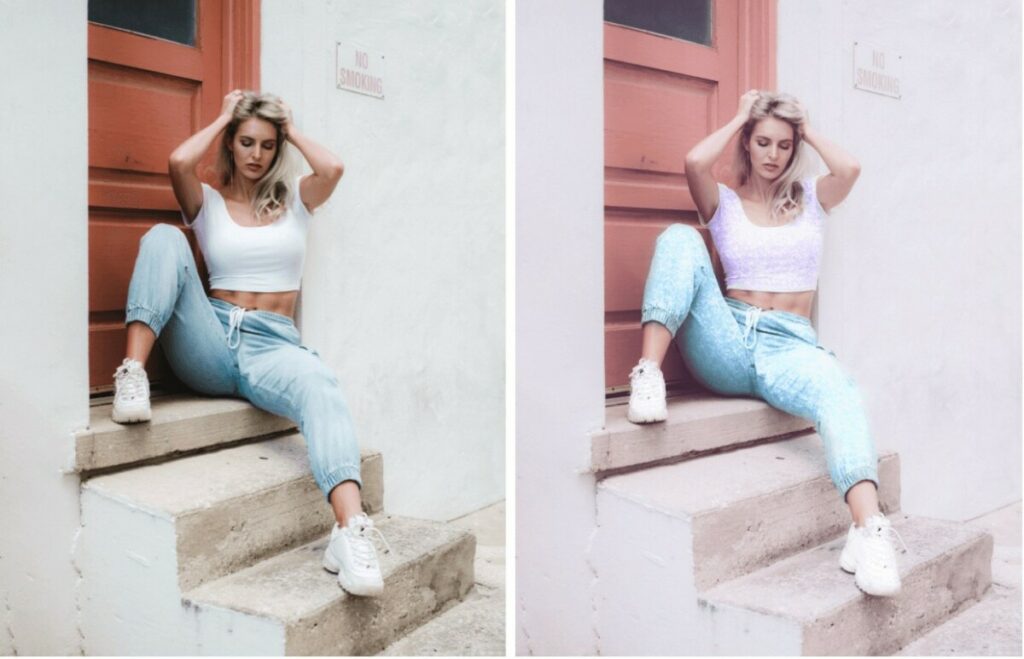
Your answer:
[111,90,387,597]
[627,91,905,597]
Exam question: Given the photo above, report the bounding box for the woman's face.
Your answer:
[231,117,279,180]
[746,117,795,181]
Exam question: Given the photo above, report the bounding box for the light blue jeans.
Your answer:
[125,224,361,500]
[642,224,878,498]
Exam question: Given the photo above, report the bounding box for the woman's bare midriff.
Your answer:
[210,289,298,318]
[726,289,814,319]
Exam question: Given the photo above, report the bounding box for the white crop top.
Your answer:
[183,175,311,292]
[706,177,827,293]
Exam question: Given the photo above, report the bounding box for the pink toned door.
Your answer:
[603,0,776,393]
[88,0,259,391]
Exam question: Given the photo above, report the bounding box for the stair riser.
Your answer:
[177,452,383,590]
[693,453,900,590]
[84,452,383,595]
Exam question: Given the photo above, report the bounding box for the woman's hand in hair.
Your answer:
[220,89,244,119]
[793,99,811,136]
[736,90,760,122]
[278,99,296,142]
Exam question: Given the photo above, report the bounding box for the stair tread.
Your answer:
[599,433,895,518]
[594,393,813,473]
[185,515,472,621]
[702,514,990,620]
[77,394,296,472]
[84,433,378,517]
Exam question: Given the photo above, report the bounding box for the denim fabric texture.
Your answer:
[125,224,362,499]
[641,224,878,497]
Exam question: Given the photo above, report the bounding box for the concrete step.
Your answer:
[700,514,993,656]
[184,515,476,655]
[378,587,505,656]
[81,433,382,592]
[593,393,813,475]
[592,434,900,655]
[76,394,295,473]
[895,583,1021,656]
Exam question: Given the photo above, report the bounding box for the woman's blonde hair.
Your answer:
[215,91,300,221]
[733,92,808,224]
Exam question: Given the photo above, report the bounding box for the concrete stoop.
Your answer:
[700,515,993,655]
[74,396,478,655]
[592,404,996,656]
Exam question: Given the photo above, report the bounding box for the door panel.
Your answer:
[603,0,776,393]
[88,0,259,391]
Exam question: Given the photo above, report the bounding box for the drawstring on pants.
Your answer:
[741,306,762,349]
[227,306,248,349]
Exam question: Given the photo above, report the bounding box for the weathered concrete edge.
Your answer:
[173,451,385,591]
[591,403,814,475]
[76,399,297,473]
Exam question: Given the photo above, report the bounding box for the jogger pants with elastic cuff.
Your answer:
[125,223,362,500]
[641,224,879,497]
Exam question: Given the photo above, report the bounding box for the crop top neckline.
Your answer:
[210,186,302,229]
[726,186,803,230]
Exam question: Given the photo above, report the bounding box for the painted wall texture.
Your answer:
[515,1,606,654]
[260,0,505,521]
[0,0,89,654]
[777,0,1022,520]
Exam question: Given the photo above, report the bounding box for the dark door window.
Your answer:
[605,0,713,46]
[89,0,196,46]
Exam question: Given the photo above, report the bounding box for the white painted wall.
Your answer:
[260,0,505,521]
[778,0,1022,520]
[515,1,605,654]
[0,0,89,654]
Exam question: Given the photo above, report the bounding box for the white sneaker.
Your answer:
[627,358,668,423]
[839,514,906,597]
[112,358,151,423]
[322,514,391,597]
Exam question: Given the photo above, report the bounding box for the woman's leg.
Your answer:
[639,224,755,394]
[238,341,363,524]
[124,224,237,395]
[754,340,880,517]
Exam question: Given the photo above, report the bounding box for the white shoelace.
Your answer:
[629,360,662,400]
[863,516,908,561]
[226,306,247,349]
[742,306,763,349]
[114,360,148,402]
[349,517,393,565]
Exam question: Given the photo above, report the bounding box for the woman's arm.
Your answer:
[169,90,241,221]
[801,121,861,213]
[281,102,344,213]
[685,90,759,221]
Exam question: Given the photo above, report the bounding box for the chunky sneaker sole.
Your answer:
[855,574,900,597]
[626,403,668,424]
[111,400,152,424]
[323,549,384,597]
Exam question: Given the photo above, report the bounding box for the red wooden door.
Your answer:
[88,0,259,391]
[603,0,776,393]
